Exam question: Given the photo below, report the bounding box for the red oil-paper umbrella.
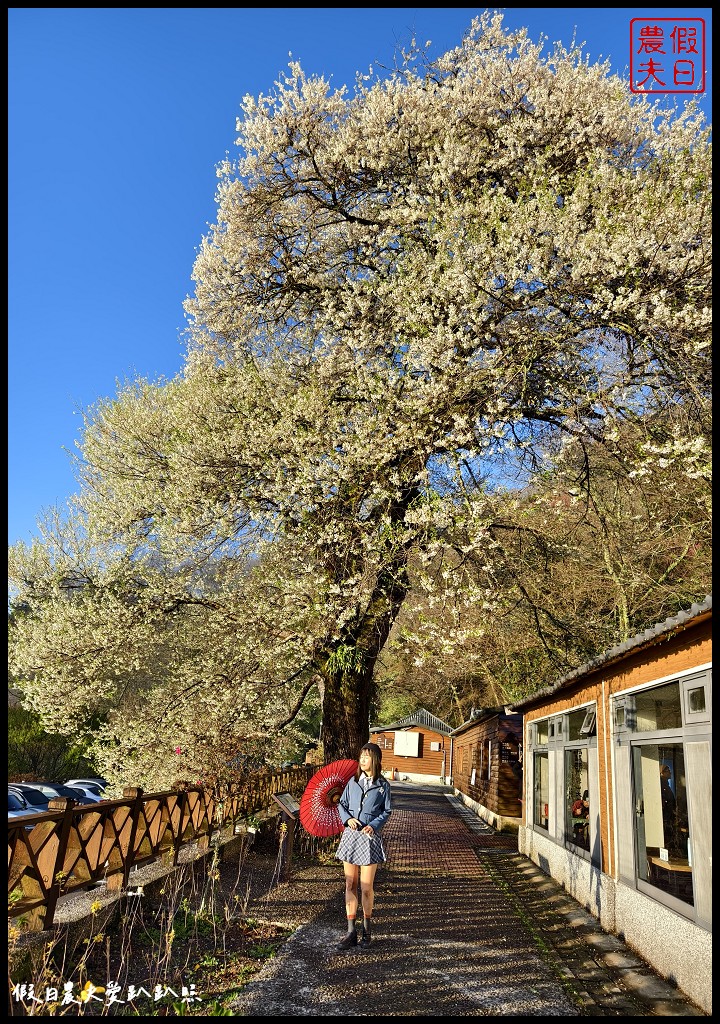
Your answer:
[299,759,359,837]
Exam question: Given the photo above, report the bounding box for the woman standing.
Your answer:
[335,742,392,950]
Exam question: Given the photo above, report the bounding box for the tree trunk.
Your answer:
[320,664,375,762]
[317,482,419,761]
[318,551,411,761]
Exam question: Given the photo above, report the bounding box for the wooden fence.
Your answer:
[8,766,313,931]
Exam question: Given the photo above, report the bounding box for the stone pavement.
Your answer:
[229,781,708,1016]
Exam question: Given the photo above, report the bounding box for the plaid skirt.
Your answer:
[335,826,387,866]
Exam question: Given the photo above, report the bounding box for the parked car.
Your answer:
[17,782,101,805]
[8,789,40,832]
[9,789,30,817]
[9,783,52,813]
[65,777,108,793]
[63,780,106,799]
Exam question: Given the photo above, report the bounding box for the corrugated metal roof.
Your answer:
[370,707,454,735]
[511,595,712,711]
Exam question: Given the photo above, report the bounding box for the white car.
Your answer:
[23,782,101,805]
[8,789,33,821]
[9,784,52,813]
[65,777,108,795]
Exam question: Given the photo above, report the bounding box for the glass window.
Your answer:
[567,709,587,741]
[631,682,682,731]
[687,686,706,714]
[632,743,693,906]
[580,709,596,736]
[533,751,549,831]
[536,720,549,745]
[565,748,590,851]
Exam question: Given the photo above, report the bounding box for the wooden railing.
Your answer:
[8,766,313,931]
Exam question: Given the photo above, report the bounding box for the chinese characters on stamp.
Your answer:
[630,18,706,94]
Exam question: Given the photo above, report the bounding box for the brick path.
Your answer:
[384,806,517,874]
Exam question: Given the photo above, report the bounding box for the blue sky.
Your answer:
[8,8,712,548]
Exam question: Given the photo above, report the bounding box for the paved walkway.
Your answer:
[230,782,708,1016]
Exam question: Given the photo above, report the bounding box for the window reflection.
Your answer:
[534,751,549,830]
[565,748,590,851]
[633,743,693,906]
[631,682,682,731]
[687,686,706,713]
[567,709,586,741]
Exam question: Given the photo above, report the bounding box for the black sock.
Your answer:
[363,918,372,938]
[346,917,356,934]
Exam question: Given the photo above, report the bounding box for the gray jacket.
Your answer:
[338,775,392,833]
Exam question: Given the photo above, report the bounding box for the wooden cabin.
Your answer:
[370,708,453,783]
[450,706,523,831]
[511,596,712,1014]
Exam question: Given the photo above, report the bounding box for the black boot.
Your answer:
[360,919,372,949]
[338,923,358,949]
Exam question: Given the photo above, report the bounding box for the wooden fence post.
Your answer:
[173,789,187,866]
[121,787,144,888]
[42,797,76,929]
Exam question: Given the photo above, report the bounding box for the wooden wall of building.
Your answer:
[452,714,523,817]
